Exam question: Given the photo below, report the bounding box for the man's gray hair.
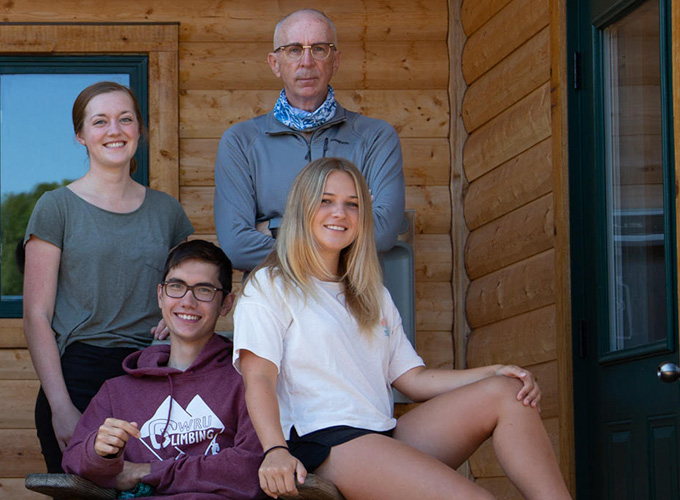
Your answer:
[273,9,338,48]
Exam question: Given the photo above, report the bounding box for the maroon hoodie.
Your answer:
[62,334,265,500]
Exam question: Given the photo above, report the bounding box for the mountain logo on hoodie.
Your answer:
[139,394,226,459]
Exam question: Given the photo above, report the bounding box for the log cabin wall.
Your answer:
[0,1,451,498]
[457,0,573,498]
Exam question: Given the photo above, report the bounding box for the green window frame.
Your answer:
[0,55,149,317]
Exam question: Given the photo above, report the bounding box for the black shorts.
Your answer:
[287,425,394,472]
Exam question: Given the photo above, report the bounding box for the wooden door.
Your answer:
[569,0,680,498]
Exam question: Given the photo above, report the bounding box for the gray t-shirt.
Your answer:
[24,186,194,354]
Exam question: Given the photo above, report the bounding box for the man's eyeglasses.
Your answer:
[161,281,225,302]
[274,43,336,61]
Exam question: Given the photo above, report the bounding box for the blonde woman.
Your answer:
[234,157,571,500]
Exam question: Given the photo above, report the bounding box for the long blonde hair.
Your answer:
[251,158,383,332]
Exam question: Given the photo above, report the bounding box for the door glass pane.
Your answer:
[0,73,129,302]
[602,0,664,352]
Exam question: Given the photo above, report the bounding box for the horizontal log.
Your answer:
[0,0,447,42]
[470,416,559,478]
[406,186,451,234]
[467,305,556,368]
[0,429,45,478]
[183,0,448,42]
[180,139,218,186]
[460,0,514,36]
[0,380,39,429]
[180,41,449,91]
[415,234,452,282]
[179,90,276,139]
[463,83,551,181]
[0,319,25,348]
[0,23,177,52]
[464,138,552,230]
[462,0,549,84]
[180,90,450,139]
[465,194,554,279]
[181,186,215,234]
[416,330,453,370]
[0,350,36,380]
[466,249,555,328]
[362,41,449,89]
[184,0,449,43]
[179,138,451,187]
[463,26,550,132]
[182,185,451,235]
[0,477,47,499]
[401,138,451,186]
[334,90,450,138]
[415,282,453,332]
[179,42,277,91]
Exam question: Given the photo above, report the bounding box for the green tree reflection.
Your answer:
[1,180,71,296]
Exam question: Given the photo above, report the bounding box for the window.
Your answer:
[0,23,179,319]
[0,56,148,316]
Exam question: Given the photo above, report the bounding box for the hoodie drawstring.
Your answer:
[160,374,175,443]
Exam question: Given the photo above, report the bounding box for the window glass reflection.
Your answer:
[0,73,129,299]
[602,0,665,351]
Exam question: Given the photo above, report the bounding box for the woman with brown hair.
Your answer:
[23,81,193,472]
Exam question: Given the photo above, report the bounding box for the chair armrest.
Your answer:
[280,473,345,500]
[26,472,344,500]
[25,473,116,500]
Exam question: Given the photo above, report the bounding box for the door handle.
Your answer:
[657,362,680,383]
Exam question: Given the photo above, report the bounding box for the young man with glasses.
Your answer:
[62,240,265,499]
[214,8,405,272]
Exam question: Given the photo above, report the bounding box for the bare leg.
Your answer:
[315,433,495,500]
[394,376,572,500]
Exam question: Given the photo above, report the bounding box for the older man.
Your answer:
[214,9,405,271]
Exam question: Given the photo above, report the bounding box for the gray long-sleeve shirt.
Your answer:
[214,104,405,271]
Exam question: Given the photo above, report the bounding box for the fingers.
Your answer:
[154,326,170,340]
[94,418,140,457]
[152,319,169,340]
[258,449,303,498]
[497,365,542,410]
[295,459,307,485]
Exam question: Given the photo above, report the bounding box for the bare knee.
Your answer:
[478,375,523,402]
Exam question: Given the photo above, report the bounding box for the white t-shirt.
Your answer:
[233,268,424,439]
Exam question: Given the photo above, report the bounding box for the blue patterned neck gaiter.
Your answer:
[273,86,337,131]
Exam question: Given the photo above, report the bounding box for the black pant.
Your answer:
[35,342,137,473]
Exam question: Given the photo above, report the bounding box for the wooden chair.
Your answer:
[25,473,345,500]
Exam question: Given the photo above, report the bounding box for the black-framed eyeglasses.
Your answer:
[161,281,225,302]
[274,43,336,61]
